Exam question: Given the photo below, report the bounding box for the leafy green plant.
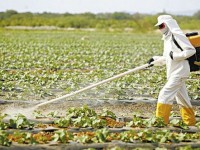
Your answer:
[137,129,154,142]
[154,130,170,143]
[47,111,59,118]
[100,108,116,119]
[54,116,71,128]
[91,116,106,128]
[74,134,92,144]
[66,105,97,118]
[0,121,7,130]
[33,110,46,118]
[52,129,73,143]
[195,121,200,129]
[146,116,166,127]
[92,128,109,143]
[120,130,137,143]
[127,116,165,128]
[167,132,185,143]
[170,119,189,130]
[154,130,189,143]
[0,113,8,130]
[11,131,37,144]
[9,114,34,129]
[0,131,12,146]
[33,110,59,118]
[127,115,145,128]
[73,116,92,128]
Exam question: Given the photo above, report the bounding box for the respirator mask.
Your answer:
[158,23,169,36]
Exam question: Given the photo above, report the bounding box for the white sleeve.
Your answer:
[173,36,196,61]
[153,56,166,66]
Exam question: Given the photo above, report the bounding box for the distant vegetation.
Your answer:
[0,10,200,32]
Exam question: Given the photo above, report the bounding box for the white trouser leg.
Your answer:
[158,76,190,105]
[175,83,192,108]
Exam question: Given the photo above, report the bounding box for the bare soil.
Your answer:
[1,99,200,118]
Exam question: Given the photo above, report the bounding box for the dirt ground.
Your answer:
[1,98,200,118]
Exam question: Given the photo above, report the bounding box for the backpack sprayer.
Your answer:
[173,32,200,72]
[187,32,200,71]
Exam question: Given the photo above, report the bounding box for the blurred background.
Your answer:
[0,0,200,32]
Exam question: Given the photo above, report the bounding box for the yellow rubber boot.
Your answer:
[180,107,196,126]
[156,103,172,124]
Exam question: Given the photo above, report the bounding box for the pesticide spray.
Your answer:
[3,58,165,118]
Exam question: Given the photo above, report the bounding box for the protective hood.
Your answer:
[155,15,188,41]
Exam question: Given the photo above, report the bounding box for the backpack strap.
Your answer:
[172,34,183,51]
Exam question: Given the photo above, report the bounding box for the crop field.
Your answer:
[0,29,200,149]
[0,30,199,101]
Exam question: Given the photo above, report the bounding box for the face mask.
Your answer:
[159,23,169,35]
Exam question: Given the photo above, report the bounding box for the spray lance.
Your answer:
[32,57,165,110]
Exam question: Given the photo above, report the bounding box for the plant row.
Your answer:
[1,106,200,130]
[1,128,200,147]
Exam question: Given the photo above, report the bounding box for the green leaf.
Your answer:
[0,131,12,146]
[52,129,69,143]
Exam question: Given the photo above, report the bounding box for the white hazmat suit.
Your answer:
[150,15,196,125]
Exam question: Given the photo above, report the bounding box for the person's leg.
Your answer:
[156,103,172,124]
[156,77,183,124]
[175,82,196,126]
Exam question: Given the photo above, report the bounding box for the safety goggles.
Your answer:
[158,23,165,29]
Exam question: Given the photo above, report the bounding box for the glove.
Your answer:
[147,57,154,67]
[169,51,173,60]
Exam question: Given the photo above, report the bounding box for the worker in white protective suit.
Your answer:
[147,15,196,126]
